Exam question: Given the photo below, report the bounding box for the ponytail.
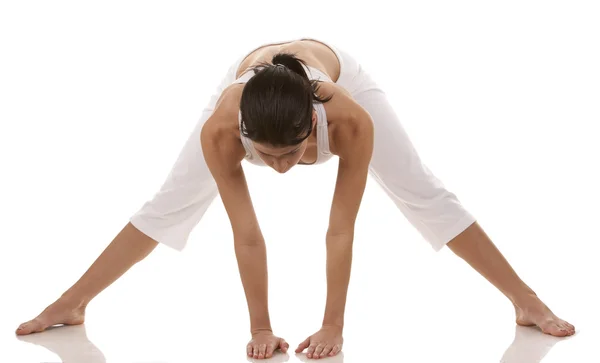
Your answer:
[250,52,332,104]
[272,53,311,81]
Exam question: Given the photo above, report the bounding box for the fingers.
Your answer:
[294,342,343,359]
[247,337,290,359]
[307,344,317,359]
[320,345,333,358]
[330,344,342,356]
[313,343,325,358]
[258,343,267,359]
[295,337,311,353]
[279,338,289,353]
[266,343,276,358]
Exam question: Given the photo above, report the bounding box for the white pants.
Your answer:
[129,39,476,252]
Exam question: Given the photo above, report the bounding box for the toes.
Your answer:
[16,319,45,335]
[557,321,576,336]
[564,324,576,335]
[542,322,570,337]
[15,324,27,335]
[551,326,568,337]
[16,322,28,335]
[550,329,568,337]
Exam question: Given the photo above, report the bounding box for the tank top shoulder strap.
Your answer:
[232,69,254,85]
[313,102,331,159]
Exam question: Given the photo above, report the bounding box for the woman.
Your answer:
[16,38,575,360]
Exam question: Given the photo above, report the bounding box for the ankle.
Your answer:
[60,291,89,309]
[510,288,539,308]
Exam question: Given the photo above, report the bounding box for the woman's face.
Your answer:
[253,140,309,173]
[252,112,317,174]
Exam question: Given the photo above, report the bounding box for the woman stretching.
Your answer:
[16,38,575,360]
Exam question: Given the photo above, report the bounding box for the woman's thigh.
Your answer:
[129,57,244,252]
[347,65,476,251]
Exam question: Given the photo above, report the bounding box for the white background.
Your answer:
[1,1,599,362]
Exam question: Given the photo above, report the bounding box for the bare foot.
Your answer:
[16,298,86,335]
[514,294,575,337]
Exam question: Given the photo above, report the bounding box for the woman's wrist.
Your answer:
[321,323,344,333]
[322,315,344,331]
[323,303,346,329]
[251,327,273,336]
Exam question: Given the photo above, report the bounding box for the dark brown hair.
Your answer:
[239,52,333,147]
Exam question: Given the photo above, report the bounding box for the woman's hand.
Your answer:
[295,325,344,359]
[247,331,289,359]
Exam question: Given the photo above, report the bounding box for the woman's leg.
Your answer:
[445,222,575,336]
[16,222,158,335]
[16,111,220,335]
[15,57,245,335]
[345,63,575,336]
[16,113,219,335]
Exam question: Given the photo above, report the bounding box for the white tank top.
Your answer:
[231,65,334,166]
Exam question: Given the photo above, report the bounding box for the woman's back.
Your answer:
[235,39,341,82]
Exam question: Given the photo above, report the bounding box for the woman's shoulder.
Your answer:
[320,83,368,126]
[320,82,373,155]
[220,83,244,111]
[201,84,246,163]
[205,83,244,129]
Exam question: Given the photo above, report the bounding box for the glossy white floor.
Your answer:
[5,294,600,363]
[2,1,599,362]
[4,212,599,363]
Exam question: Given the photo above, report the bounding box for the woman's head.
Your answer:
[239,52,332,172]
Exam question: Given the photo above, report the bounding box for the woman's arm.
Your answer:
[201,88,272,334]
[295,87,374,358]
[322,89,375,329]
